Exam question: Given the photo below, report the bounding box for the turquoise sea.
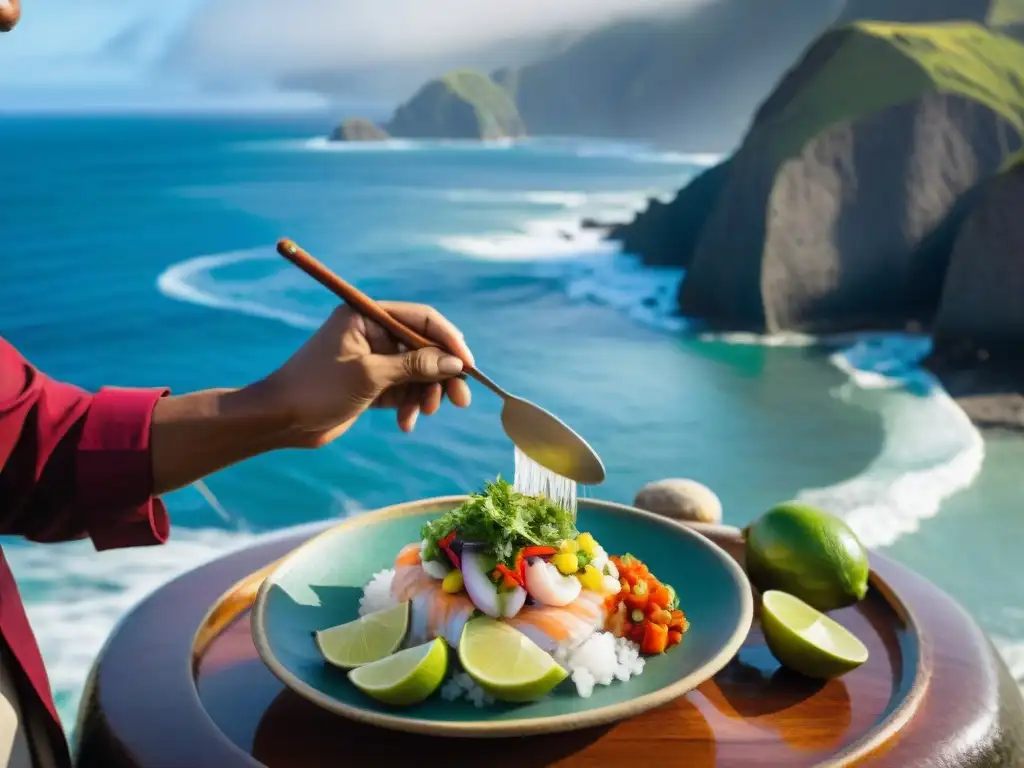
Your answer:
[1,113,1023,727]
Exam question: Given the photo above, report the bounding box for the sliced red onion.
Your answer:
[462,549,527,618]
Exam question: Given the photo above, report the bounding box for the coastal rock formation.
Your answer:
[608,160,731,269]
[633,479,723,525]
[616,21,1024,333]
[386,69,526,140]
[330,70,525,142]
[932,160,1024,364]
[686,23,1024,332]
[330,118,389,142]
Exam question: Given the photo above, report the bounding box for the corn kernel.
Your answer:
[552,552,580,575]
[578,564,604,592]
[559,539,579,554]
[576,532,598,556]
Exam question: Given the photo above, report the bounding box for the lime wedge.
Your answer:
[315,601,409,669]
[347,638,449,706]
[760,590,869,679]
[458,617,568,702]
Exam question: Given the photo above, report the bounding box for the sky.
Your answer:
[171,0,707,79]
[0,0,707,111]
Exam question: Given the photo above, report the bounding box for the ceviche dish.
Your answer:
[314,477,690,708]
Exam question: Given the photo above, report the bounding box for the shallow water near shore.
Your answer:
[0,113,1021,728]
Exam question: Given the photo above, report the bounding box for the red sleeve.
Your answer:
[0,337,171,549]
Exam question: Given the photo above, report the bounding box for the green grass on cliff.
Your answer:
[440,70,513,117]
[755,21,1024,160]
[437,69,523,137]
[870,21,1024,127]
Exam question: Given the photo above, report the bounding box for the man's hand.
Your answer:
[0,0,21,32]
[263,302,474,446]
[150,302,474,494]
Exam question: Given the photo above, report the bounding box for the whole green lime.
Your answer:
[744,502,869,612]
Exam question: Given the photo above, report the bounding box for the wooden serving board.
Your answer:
[73,522,1024,768]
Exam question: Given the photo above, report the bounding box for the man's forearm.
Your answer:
[150,381,296,494]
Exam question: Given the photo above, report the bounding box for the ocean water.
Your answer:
[0,113,1022,728]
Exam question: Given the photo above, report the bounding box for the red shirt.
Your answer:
[0,337,170,765]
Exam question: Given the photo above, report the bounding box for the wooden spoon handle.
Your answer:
[276,238,440,351]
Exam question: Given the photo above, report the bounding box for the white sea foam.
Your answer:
[156,247,319,329]
[572,144,723,167]
[238,136,720,168]
[703,331,985,550]
[7,511,348,730]
[8,527,252,727]
[439,217,620,261]
[438,189,653,210]
[562,253,687,331]
[239,136,519,154]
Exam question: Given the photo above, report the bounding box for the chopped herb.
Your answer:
[420,477,577,567]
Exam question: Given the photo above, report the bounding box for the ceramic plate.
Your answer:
[252,496,753,737]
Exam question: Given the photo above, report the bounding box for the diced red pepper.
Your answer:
[495,563,523,588]
[650,584,671,609]
[641,622,669,654]
[438,530,461,570]
[649,608,672,626]
[624,592,649,611]
[520,546,557,559]
[515,552,527,586]
[602,553,688,654]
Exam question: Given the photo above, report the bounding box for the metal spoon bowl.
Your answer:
[277,239,607,486]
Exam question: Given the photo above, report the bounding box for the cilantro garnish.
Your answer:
[420,477,577,567]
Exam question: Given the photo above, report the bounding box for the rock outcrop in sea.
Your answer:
[330,118,389,142]
[613,20,1024,335]
[331,69,525,142]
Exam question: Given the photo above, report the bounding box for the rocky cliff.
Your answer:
[332,69,525,142]
[614,21,1024,334]
[932,158,1024,363]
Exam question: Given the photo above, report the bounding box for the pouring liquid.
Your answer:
[513,444,578,520]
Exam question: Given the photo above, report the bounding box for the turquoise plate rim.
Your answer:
[251,495,754,738]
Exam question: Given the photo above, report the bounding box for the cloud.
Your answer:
[170,0,710,80]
